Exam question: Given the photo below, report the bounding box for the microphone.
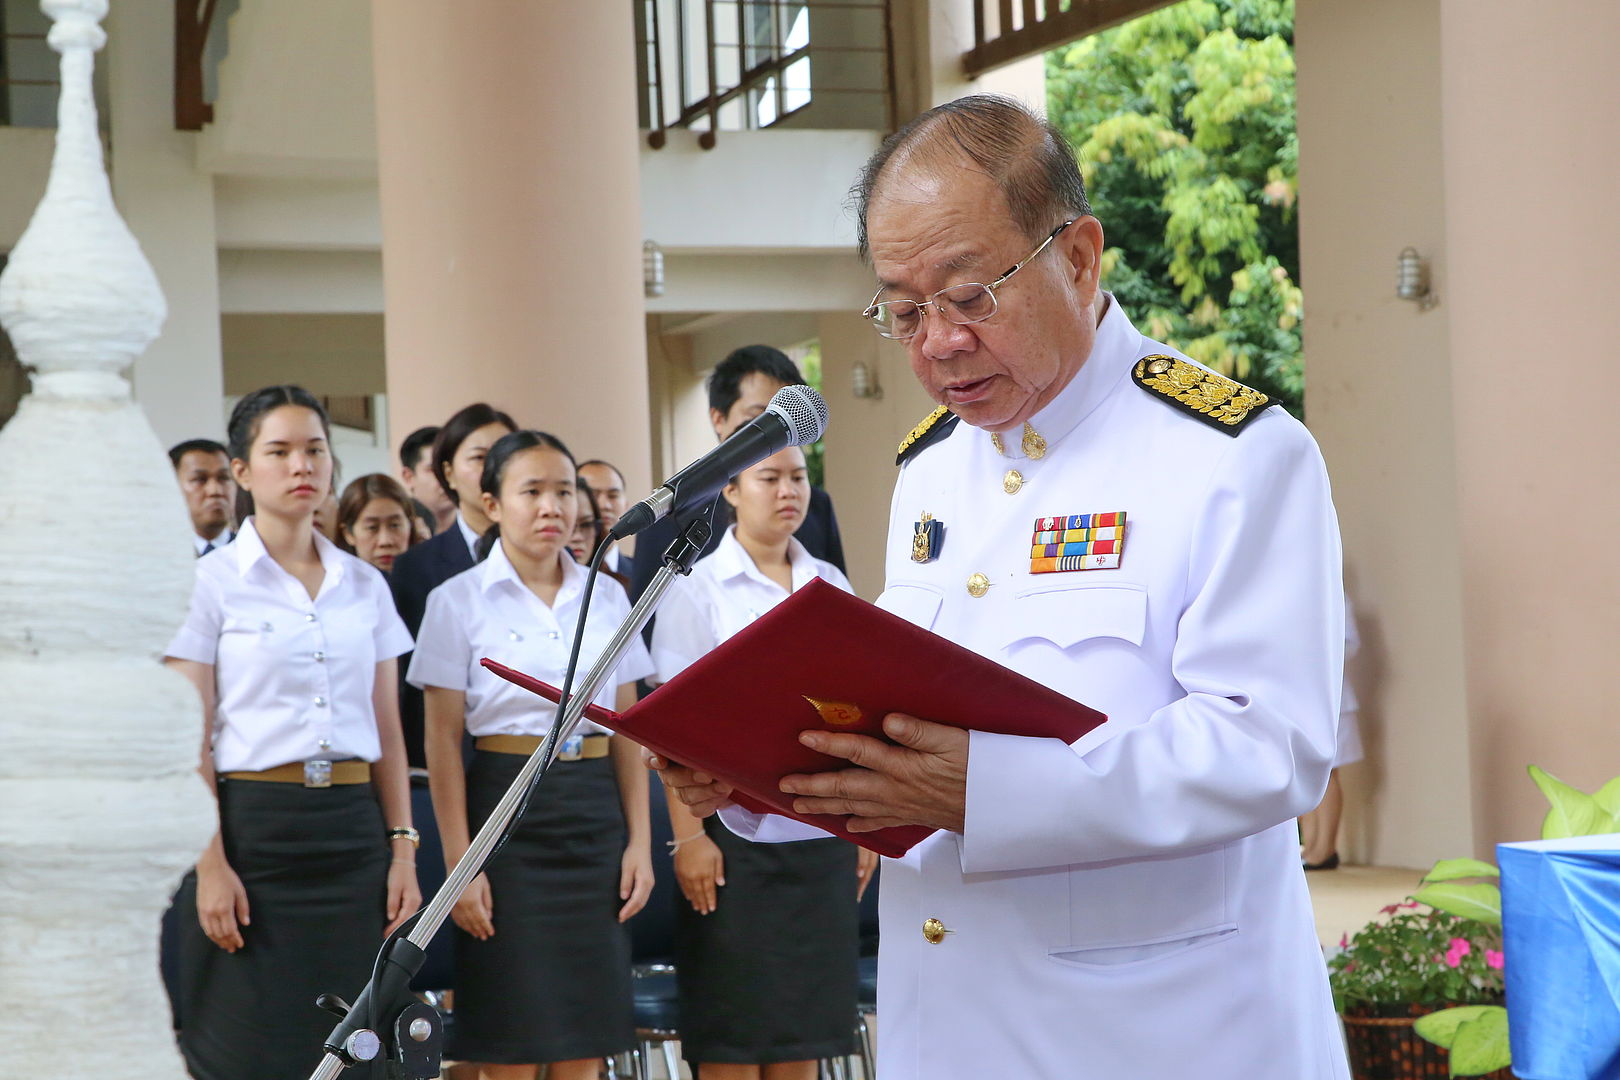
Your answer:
[608,384,828,541]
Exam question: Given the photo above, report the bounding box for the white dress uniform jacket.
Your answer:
[407,539,653,735]
[649,526,853,685]
[724,297,1349,1079]
[166,518,413,772]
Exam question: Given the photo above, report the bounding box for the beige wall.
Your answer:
[106,0,227,448]
[1296,0,1474,867]
[370,2,651,499]
[1299,0,1620,865]
[1437,0,1620,848]
[817,312,936,598]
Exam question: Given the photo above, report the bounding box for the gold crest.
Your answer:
[803,696,864,726]
[1132,354,1272,435]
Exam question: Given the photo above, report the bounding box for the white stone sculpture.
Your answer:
[0,1,216,1076]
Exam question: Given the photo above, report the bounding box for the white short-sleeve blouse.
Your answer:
[650,525,853,685]
[407,540,654,737]
[165,518,414,772]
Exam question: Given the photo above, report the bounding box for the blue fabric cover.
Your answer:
[1499,835,1620,1079]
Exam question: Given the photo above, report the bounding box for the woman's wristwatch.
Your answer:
[388,826,421,848]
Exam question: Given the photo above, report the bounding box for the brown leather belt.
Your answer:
[475,733,611,761]
[222,761,372,788]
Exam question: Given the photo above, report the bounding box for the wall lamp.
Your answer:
[1396,247,1437,310]
[851,359,883,400]
[643,240,665,299]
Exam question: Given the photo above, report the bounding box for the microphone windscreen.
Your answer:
[766,384,828,446]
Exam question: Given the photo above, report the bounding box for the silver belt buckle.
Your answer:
[304,760,333,788]
[557,735,584,762]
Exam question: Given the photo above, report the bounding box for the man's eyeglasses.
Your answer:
[861,220,1075,341]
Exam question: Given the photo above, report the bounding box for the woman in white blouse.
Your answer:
[409,430,654,1080]
[164,386,420,1080]
[650,446,876,1080]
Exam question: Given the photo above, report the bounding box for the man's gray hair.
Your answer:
[852,94,1091,261]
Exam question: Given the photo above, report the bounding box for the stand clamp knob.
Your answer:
[343,1030,382,1062]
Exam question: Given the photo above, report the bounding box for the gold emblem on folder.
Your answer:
[803,696,863,726]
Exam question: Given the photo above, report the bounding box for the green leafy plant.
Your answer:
[1047,0,1304,413]
[1398,766,1620,1076]
[1327,903,1504,1015]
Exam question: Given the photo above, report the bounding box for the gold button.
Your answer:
[923,917,948,945]
[1003,469,1023,494]
[1147,357,1172,376]
[966,572,991,598]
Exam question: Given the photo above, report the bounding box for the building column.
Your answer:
[1437,0,1620,848]
[106,0,226,447]
[370,2,651,497]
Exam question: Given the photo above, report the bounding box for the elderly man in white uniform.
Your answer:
[654,95,1348,1079]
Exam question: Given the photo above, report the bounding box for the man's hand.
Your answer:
[781,713,969,833]
[645,749,735,818]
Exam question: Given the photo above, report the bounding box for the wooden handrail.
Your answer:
[962,0,1179,77]
[174,0,217,131]
[642,0,893,150]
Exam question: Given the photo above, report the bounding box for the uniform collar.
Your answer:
[193,528,233,556]
[480,536,584,608]
[990,292,1140,460]
[712,525,818,592]
[455,513,482,560]
[232,517,346,591]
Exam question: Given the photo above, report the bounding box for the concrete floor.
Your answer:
[1307,862,1429,948]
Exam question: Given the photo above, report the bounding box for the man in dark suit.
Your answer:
[628,345,845,603]
[388,403,516,767]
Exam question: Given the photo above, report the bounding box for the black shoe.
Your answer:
[1303,852,1340,871]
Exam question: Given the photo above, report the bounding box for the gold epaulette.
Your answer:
[1132,354,1275,436]
[896,405,959,466]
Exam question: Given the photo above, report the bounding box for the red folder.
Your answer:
[481,577,1107,857]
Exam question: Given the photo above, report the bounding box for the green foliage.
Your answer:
[1047,0,1303,413]
[1416,1006,1513,1076]
[1422,858,1501,884]
[797,343,826,489]
[1327,906,1504,1013]
[1413,882,1501,926]
[1529,764,1620,840]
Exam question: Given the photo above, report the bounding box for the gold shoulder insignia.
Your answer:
[1132,355,1275,436]
[896,405,959,466]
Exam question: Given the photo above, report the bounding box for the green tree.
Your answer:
[1047,0,1304,413]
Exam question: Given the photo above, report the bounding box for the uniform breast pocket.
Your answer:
[1050,846,1236,971]
[1001,582,1151,696]
[874,582,944,630]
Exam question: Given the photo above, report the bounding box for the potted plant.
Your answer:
[1331,766,1620,1079]
[1329,895,1507,1079]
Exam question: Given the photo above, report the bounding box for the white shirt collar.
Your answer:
[193,528,232,556]
[479,537,585,610]
[232,517,346,596]
[455,513,482,560]
[711,525,819,594]
[991,292,1140,459]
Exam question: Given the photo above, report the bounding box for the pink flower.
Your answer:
[1401,900,1420,909]
[1380,903,1399,915]
[1339,934,1349,950]
[1485,949,1505,970]
[1445,938,1472,968]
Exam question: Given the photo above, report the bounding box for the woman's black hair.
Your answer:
[473,429,576,562]
[431,403,518,506]
[226,385,331,520]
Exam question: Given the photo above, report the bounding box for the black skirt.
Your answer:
[176,779,388,1080]
[675,816,860,1064]
[451,749,634,1064]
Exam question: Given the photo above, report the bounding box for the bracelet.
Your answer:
[388,826,421,848]
[667,830,707,852]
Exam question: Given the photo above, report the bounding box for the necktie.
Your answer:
[200,542,214,557]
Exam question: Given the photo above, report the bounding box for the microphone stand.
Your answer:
[306,514,713,1080]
